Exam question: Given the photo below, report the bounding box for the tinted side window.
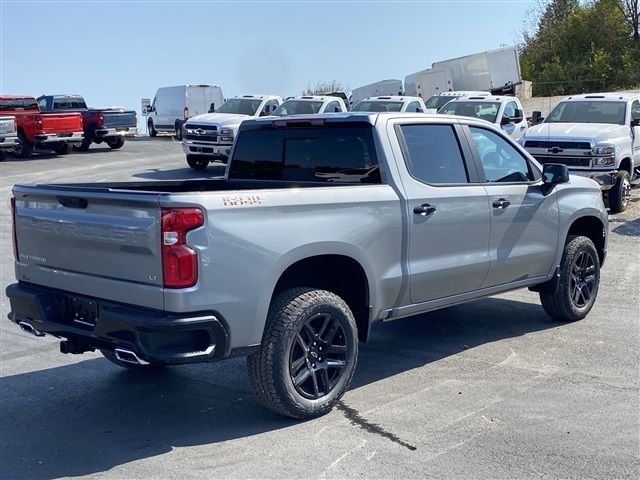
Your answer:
[406,101,421,112]
[470,127,533,183]
[503,101,517,118]
[400,124,468,184]
[631,100,640,121]
[230,126,380,183]
[325,101,341,113]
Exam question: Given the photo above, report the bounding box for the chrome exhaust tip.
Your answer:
[18,321,45,337]
[114,348,149,365]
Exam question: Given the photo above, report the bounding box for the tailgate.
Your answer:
[103,110,137,129]
[13,185,164,308]
[39,112,83,133]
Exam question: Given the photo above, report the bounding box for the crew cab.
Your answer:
[182,95,282,170]
[37,95,137,151]
[521,93,640,212]
[271,95,348,116]
[0,116,18,160]
[0,95,83,157]
[439,95,528,140]
[351,96,426,113]
[7,113,607,420]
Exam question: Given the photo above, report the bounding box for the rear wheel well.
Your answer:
[567,216,606,265]
[620,158,632,175]
[273,255,371,342]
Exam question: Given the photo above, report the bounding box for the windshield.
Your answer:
[215,98,263,116]
[272,100,324,116]
[425,95,459,110]
[440,101,501,123]
[351,101,403,112]
[546,101,626,125]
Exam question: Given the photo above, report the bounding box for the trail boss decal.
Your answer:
[222,195,264,207]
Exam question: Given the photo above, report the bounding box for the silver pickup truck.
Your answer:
[6,113,608,419]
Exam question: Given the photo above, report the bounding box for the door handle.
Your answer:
[413,203,437,216]
[492,198,511,209]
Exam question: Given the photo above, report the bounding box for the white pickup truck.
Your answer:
[423,91,490,113]
[351,96,426,113]
[271,96,347,116]
[0,116,19,160]
[521,93,640,213]
[182,95,282,170]
[439,95,528,141]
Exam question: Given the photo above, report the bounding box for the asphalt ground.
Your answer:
[0,138,638,479]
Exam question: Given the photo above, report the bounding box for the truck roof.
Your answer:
[431,91,490,97]
[561,93,637,102]
[0,95,36,100]
[444,95,517,103]
[362,96,423,102]
[288,96,339,102]
[230,94,281,100]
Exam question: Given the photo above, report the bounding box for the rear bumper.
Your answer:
[6,282,229,364]
[0,134,19,149]
[569,169,617,190]
[95,127,138,138]
[34,131,84,144]
[182,141,231,162]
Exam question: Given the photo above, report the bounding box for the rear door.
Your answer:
[187,86,207,118]
[464,125,559,287]
[392,121,491,303]
[13,185,165,308]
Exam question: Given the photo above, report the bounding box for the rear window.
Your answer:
[229,125,381,183]
[272,100,324,116]
[0,98,38,111]
[425,95,458,110]
[352,101,403,112]
[53,97,87,109]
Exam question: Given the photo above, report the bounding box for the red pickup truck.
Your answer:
[0,95,84,158]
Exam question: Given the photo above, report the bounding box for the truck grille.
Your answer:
[185,124,218,143]
[525,140,592,150]
[533,156,592,167]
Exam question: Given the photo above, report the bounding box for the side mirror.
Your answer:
[416,107,424,113]
[208,103,216,113]
[631,118,640,127]
[259,110,269,117]
[501,115,511,126]
[511,116,524,123]
[542,163,570,190]
[531,111,543,125]
[334,106,341,112]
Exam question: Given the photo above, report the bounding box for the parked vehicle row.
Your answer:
[0,94,137,158]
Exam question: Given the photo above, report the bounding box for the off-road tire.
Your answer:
[107,136,125,149]
[540,235,600,321]
[0,150,6,161]
[608,170,631,213]
[15,131,33,158]
[53,142,72,155]
[73,137,92,151]
[100,349,165,370]
[247,288,358,419]
[148,120,157,137]
[186,154,209,170]
[175,122,183,141]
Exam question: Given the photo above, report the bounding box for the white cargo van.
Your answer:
[404,69,453,98]
[145,85,224,140]
[350,80,404,106]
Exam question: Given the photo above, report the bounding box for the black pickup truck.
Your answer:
[37,94,137,151]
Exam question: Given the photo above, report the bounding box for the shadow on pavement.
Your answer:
[612,217,640,237]
[0,297,558,479]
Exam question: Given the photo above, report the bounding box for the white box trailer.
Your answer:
[404,68,453,98]
[432,47,521,95]
[350,79,403,106]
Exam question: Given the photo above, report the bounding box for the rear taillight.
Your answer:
[10,196,18,261]
[12,119,17,133]
[96,112,105,127]
[161,208,204,288]
[183,106,189,120]
[35,117,43,130]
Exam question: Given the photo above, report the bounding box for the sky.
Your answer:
[0,0,535,124]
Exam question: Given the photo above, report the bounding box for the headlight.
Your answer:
[220,127,235,143]
[594,156,615,166]
[595,145,615,155]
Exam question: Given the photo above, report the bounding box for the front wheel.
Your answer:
[14,131,33,158]
[53,142,72,155]
[247,288,358,419]
[539,235,600,322]
[608,170,631,213]
[148,120,157,137]
[175,122,183,141]
[186,154,209,170]
[107,136,125,149]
